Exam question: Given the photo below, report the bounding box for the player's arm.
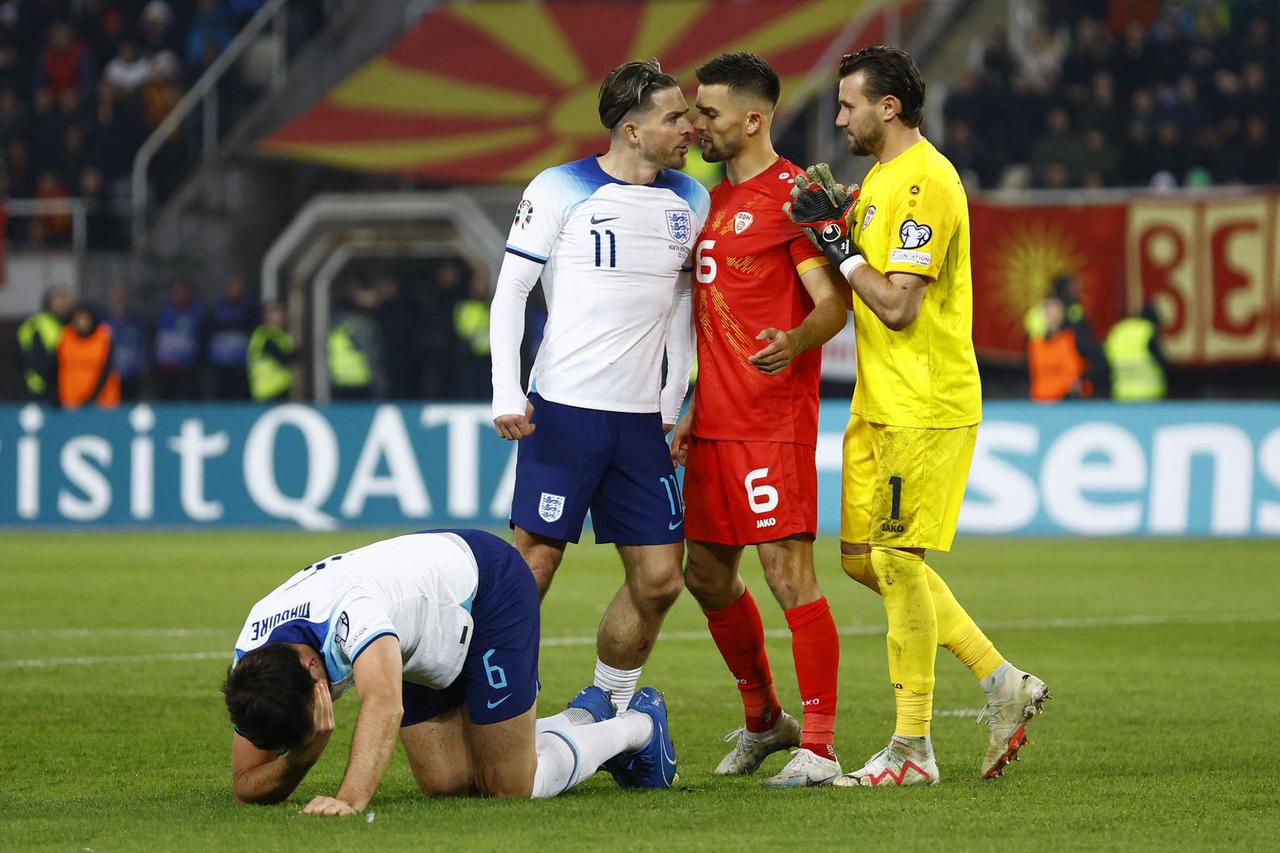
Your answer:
[784,164,927,331]
[230,677,336,805]
[302,634,403,816]
[660,270,694,430]
[749,263,848,375]
[845,266,928,332]
[489,251,543,439]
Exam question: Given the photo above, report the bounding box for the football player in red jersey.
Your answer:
[670,53,849,787]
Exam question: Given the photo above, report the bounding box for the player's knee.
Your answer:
[474,763,535,799]
[635,566,684,613]
[413,766,473,798]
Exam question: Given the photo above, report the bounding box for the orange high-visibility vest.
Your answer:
[58,324,121,408]
[1028,329,1084,403]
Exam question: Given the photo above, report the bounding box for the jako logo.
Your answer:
[756,517,777,528]
[802,697,821,706]
[881,522,905,533]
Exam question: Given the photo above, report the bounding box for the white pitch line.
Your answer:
[6,611,1279,670]
[0,628,226,640]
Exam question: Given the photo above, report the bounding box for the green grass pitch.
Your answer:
[3,532,1278,851]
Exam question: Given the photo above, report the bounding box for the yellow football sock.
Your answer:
[871,546,937,738]
[839,550,878,591]
[925,562,1005,682]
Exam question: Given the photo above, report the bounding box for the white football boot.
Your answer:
[834,737,939,787]
[761,747,842,788]
[714,710,801,776]
[979,671,1051,778]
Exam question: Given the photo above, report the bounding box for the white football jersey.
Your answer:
[505,156,709,413]
[232,533,479,699]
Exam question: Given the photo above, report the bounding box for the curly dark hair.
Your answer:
[222,643,315,753]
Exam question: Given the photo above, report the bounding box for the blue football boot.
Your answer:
[611,687,678,789]
[565,685,615,723]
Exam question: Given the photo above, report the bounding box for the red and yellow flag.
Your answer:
[260,0,901,183]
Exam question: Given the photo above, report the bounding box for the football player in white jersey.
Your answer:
[490,60,709,716]
[224,529,677,814]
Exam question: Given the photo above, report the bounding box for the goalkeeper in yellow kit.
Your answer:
[784,45,1050,786]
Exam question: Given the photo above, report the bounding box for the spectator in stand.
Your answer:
[1031,106,1084,187]
[187,0,234,67]
[104,285,148,400]
[32,170,71,243]
[58,303,121,409]
[247,300,295,402]
[142,50,185,200]
[139,2,178,57]
[0,84,24,146]
[1234,115,1278,185]
[375,275,422,399]
[5,137,31,197]
[328,281,384,401]
[944,118,1000,190]
[154,280,205,399]
[28,86,61,173]
[1079,128,1118,187]
[1075,71,1121,140]
[208,273,258,400]
[1011,22,1064,87]
[1149,121,1190,185]
[89,80,144,188]
[36,21,94,102]
[104,40,151,95]
[17,285,72,404]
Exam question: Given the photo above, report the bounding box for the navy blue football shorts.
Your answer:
[400,529,540,727]
[510,393,684,545]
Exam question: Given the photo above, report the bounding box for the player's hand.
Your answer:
[749,327,799,375]
[662,422,674,435]
[669,415,693,467]
[783,164,861,269]
[494,402,536,440]
[289,665,335,764]
[300,795,357,816]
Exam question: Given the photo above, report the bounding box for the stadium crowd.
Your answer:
[0,0,332,247]
[942,0,1279,189]
[16,262,497,406]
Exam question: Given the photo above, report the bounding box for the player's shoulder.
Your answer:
[900,140,964,193]
[525,156,610,202]
[655,168,711,220]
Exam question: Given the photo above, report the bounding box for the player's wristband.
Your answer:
[839,255,868,279]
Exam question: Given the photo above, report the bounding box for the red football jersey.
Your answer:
[690,157,829,446]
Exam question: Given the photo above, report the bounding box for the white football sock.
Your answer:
[891,733,934,756]
[530,712,654,799]
[535,707,596,734]
[980,661,1019,697]
[593,659,642,711]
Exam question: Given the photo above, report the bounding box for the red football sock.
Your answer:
[705,588,781,733]
[786,596,839,758]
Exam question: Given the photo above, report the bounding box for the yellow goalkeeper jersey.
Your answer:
[847,137,982,428]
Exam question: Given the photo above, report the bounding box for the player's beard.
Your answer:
[700,131,741,163]
[847,119,884,158]
[642,136,689,170]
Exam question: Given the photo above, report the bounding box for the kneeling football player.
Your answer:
[223,529,676,814]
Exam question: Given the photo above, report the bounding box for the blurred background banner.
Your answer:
[4,401,1277,536]
[968,191,1280,364]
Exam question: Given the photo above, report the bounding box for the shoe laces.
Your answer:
[976,703,993,728]
[723,727,745,744]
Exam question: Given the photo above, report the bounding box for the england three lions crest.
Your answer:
[538,492,565,523]
[666,209,691,244]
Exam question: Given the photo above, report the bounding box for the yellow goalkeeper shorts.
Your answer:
[840,415,977,552]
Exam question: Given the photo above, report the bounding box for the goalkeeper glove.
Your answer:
[783,163,862,270]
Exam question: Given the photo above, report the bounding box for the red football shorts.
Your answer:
[682,436,818,545]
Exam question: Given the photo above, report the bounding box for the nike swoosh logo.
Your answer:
[659,722,676,784]
[487,694,512,710]
[668,519,683,530]
[590,215,619,224]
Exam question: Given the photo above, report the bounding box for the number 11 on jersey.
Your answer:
[592,229,617,268]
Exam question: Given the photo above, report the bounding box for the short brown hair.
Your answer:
[839,45,925,128]
[598,59,679,131]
